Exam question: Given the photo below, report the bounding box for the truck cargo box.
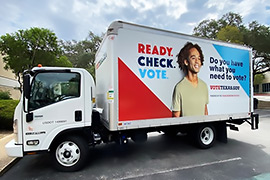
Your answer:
[95,21,253,131]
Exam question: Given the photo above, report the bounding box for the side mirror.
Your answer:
[23,74,31,99]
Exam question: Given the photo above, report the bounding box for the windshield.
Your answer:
[29,72,80,111]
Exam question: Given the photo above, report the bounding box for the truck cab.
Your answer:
[6,67,96,170]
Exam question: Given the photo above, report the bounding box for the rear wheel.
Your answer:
[51,136,89,172]
[195,124,216,149]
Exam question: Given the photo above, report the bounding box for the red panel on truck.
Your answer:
[118,57,171,121]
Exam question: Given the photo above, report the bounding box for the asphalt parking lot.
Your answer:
[1,101,270,180]
[1,110,270,180]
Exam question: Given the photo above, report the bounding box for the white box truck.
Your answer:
[6,21,259,171]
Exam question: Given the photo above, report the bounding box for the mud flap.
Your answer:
[251,113,259,130]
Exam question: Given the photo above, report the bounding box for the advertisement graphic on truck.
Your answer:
[118,39,250,120]
[96,21,252,130]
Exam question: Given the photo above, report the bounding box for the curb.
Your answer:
[0,133,19,176]
[0,158,20,177]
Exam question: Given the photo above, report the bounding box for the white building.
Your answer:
[0,55,21,100]
[254,71,270,95]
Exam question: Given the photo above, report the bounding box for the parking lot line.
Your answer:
[115,157,242,180]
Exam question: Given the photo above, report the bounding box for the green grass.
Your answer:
[0,100,19,130]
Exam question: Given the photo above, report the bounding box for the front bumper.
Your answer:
[5,139,23,157]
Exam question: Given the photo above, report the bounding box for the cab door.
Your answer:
[23,71,84,152]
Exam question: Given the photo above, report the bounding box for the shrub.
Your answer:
[0,90,12,100]
[0,100,19,130]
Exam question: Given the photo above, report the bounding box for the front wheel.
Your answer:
[195,124,216,149]
[51,136,89,172]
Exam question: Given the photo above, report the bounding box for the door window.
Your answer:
[29,72,80,111]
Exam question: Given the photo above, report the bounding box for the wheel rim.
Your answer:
[55,141,81,167]
[200,127,214,145]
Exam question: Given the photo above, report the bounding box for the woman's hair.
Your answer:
[177,42,204,74]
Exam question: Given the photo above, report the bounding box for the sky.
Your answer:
[1,0,270,41]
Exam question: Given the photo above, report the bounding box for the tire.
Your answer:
[195,124,216,149]
[51,136,89,172]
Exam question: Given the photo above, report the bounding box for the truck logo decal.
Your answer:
[96,53,107,70]
[26,131,46,135]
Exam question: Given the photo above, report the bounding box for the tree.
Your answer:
[217,25,243,44]
[60,31,102,79]
[0,27,72,90]
[193,12,270,79]
[193,19,220,39]
[244,21,270,76]
[54,55,73,67]
[254,74,265,85]
[219,12,243,28]
[193,12,243,39]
